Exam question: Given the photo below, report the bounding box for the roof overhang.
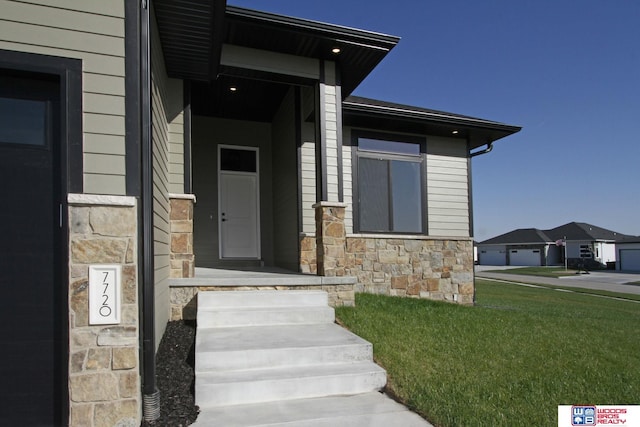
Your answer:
[154,0,227,81]
[154,3,399,97]
[343,96,522,150]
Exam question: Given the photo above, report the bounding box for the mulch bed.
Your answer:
[141,320,199,427]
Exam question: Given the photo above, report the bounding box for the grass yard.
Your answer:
[335,280,640,427]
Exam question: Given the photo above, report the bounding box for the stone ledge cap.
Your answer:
[348,233,473,241]
[169,193,197,203]
[312,202,348,208]
[68,193,136,207]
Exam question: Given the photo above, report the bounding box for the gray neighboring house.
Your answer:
[478,222,631,268]
[615,236,640,271]
[477,228,556,266]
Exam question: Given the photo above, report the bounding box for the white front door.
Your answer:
[219,146,260,259]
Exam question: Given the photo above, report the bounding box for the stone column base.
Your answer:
[313,202,347,277]
[169,194,196,278]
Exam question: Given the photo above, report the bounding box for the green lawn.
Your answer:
[335,281,640,427]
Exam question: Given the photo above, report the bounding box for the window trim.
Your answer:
[351,130,428,234]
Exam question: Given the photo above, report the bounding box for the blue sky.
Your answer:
[228,0,640,240]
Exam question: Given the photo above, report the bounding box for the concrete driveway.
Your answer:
[475,267,640,296]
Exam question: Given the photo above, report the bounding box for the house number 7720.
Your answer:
[89,265,121,325]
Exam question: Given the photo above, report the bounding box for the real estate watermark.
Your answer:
[558,405,640,426]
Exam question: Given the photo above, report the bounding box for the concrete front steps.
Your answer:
[191,392,431,427]
[193,290,432,426]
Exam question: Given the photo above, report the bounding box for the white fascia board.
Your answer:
[221,44,320,80]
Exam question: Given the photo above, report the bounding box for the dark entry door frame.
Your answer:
[0,48,82,426]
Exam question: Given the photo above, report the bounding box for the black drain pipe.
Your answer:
[140,0,160,421]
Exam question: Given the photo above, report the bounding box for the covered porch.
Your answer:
[154,3,398,275]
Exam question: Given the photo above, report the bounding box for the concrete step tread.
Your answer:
[198,290,329,309]
[198,305,334,313]
[196,323,369,353]
[191,392,432,427]
[196,361,385,384]
[197,306,335,328]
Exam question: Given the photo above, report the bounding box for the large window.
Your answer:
[354,133,425,233]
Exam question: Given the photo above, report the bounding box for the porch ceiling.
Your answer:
[155,4,399,122]
[154,0,227,81]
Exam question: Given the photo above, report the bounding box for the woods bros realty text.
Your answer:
[558,405,640,426]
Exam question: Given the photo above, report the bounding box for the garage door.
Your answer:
[620,249,640,271]
[479,249,506,265]
[0,73,63,425]
[509,249,541,266]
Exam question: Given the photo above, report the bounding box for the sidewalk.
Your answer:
[475,270,640,296]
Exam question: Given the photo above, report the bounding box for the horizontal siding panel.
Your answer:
[429,227,469,237]
[84,113,125,136]
[429,180,468,190]
[84,173,125,195]
[429,215,468,224]
[428,166,468,178]
[1,1,124,36]
[428,187,468,197]
[84,73,125,96]
[168,134,183,145]
[300,169,314,179]
[169,143,184,154]
[84,93,125,116]
[18,0,125,18]
[428,156,467,168]
[84,133,125,155]
[0,41,125,76]
[0,20,123,57]
[168,163,183,175]
[84,153,125,175]
[429,207,468,217]
[428,193,469,203]
[169,182,184,195]
[428,200,468,210]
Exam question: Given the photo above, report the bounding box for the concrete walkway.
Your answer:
[476,270,640,296]
[192,290,433,426]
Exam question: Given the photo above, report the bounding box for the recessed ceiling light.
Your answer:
[452,130,459,135]
[229,86,238,92]
[331,47,341,54]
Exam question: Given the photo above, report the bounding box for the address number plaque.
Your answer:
[89,265,122,325]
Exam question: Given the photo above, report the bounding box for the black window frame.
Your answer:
[351,130,427,234]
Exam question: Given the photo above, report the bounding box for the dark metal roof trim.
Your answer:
[344,96,522,133]
[225,6,400,48]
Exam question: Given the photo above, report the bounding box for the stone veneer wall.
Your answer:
[169,195,195,278]
[345,237,474,304]
[300,235,474,305]
[67,194,140,427]
[300,235,317,274]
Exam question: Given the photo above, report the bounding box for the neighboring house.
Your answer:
[477,228,556,266]
[477,222,630,268]
[0,1,520,425]
[615,236,640,271]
